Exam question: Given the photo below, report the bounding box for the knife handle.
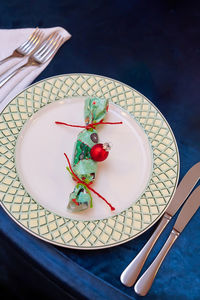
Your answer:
[120,213,171,287]
[134,229,179,296]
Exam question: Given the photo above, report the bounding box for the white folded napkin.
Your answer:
[0,27,71,112]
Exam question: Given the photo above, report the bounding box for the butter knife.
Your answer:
[120,162,200,287]
[134,184,200,296]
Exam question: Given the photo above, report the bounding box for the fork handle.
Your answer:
[134,229,179,296]
[120,213,171,287]
[0,64,27,88]
[0,55,14,65]
[0,51,23,65]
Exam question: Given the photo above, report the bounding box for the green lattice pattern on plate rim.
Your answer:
[0,74,179,249]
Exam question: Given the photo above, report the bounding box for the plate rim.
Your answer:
[0,73,180,250]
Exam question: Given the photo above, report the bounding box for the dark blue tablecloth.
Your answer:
[0,1,200,299]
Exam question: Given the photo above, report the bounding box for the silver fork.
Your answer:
[0,28,43,65]
[0,32,64,88]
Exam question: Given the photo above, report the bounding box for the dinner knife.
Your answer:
[134,185,200,296]
[120,162,200,287]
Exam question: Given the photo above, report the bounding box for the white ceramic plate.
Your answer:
[0,74,179,249]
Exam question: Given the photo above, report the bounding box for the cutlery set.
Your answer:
[0,27,64,88]
[120,162,200,295]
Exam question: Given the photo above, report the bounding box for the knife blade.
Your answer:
[166,161,200,216]
[173,184,200,233]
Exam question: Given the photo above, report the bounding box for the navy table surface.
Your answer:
[0,1,200,300]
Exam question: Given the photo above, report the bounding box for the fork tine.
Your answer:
[28,27,40,41]
[27,27,39,42]
[36,34,62,61]
[38,34,61,59]
[23,31,44,53]
[42,36,64,62]
[18,28,39,51]
[33,33,64,64]
[34,32,59,57]
[18,28,42,53]
[32,30,44,45]
[29,29,43,45]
